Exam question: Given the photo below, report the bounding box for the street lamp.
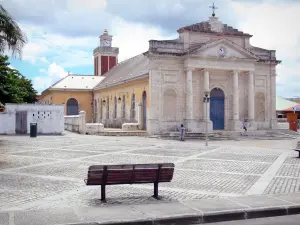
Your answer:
[204,91,210,146]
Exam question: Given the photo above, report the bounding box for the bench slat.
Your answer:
[85,163,174,186]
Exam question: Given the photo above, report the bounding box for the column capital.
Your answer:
[203,68,211,73]
[185,67,196,72]
[247,71,254,76]
[232,70,240,75]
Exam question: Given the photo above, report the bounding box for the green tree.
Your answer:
[0,4,27,58]
[0,55,37,104]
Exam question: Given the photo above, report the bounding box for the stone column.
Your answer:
[230,70,242,130]
[247,71,257,130]
[248,71,255,120]
[203,69,210,121]
[185,68,198,132]
[186,69,194,120]
[233,70,239,120]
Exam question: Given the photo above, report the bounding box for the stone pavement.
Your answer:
[0,132,299,212]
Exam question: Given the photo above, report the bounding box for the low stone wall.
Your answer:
[64,111,86,134]
[122,123,139,131]
[86,123,104,134]
[64,115,80,132]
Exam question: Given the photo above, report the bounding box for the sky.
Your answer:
[1,0,300,97]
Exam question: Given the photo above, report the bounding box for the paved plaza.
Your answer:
[0,132,299,211]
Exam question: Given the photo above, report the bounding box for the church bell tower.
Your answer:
[93,29,119,76]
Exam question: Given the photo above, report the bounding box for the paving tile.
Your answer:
[74,205,145,222]
[13,208,81,225]
[229,195,289,208]
[184,198,246,212]
[133,202,199,218]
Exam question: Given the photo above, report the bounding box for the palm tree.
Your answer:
[0,4,27,58]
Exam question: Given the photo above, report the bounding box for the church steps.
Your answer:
[156,130,298,140]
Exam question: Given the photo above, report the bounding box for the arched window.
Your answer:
[114,96,117,118]
[106,97,110,119]
[100,98,103,120]
[94,99,97,122]
[122,95,126,118]
[130,93,136,119]
[66,98,79,115]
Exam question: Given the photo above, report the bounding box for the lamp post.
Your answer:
[204,91,210,146]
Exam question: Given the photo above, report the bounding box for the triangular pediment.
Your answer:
[188,39,259,60]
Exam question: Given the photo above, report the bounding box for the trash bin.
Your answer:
[30,123,37,138]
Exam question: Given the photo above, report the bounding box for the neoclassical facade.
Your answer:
[95,15,280,134]
[41,15,281,134]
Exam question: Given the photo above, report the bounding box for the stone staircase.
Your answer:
[156,132,234,141]
[154,130,299,141]
[89,129,148,137]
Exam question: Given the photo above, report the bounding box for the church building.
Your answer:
[41,12,281,134]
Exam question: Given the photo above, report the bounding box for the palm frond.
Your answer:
[0,4,27,59]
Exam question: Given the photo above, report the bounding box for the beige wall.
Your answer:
[41,90,93,122]
[93,78,149,128]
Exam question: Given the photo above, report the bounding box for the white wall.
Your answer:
[0,104,64,135]
[0,112,14,134]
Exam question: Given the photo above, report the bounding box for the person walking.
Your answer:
[180,124,185,141]
[242,119,247,135]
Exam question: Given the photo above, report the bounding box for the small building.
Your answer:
[276,96,300,131]
[40,75,104,122]
[0,104,64,135]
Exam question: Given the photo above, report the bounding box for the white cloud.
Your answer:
[111,18,176,61]
[25,17,175,93]
[40,57,49,64]
[66,0,107,12]
[8,65,15,69]
[20,23,97,67]
[231,1,300,97]
[34,63,68,93]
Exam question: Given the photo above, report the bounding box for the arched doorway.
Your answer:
[210,88,225,130]
[142,91,147,129]
[66,98,79,115]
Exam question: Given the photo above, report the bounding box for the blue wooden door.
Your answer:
[210,88,225,130]
[67,98,79,115]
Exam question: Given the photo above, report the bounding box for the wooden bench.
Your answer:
[294,141,300,157]
[84,163,175,202]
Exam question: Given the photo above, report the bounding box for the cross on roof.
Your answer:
[209,2,218,17]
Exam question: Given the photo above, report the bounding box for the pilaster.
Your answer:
[229,70,242,131]
[247,71,257,130]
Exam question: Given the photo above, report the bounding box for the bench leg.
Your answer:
[153,182,159,199]
[101,184,106,202]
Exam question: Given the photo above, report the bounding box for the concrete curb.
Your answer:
[66,205,300,225]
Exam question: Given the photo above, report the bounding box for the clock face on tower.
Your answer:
[104,40,111,47]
